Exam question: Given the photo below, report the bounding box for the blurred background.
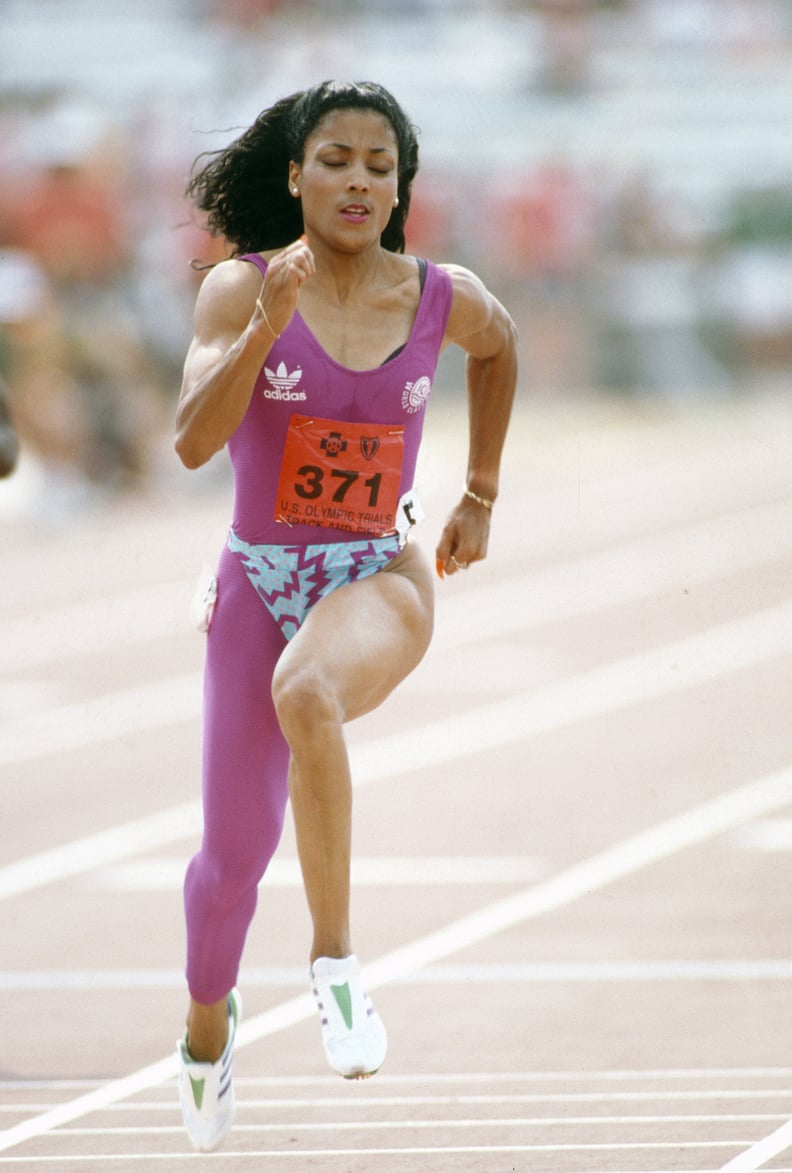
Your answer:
[1,0,791,515]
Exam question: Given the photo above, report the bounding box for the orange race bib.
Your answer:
[275,414,405,535]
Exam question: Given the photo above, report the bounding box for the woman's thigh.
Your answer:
[202,547,291,851]
[273,539,434,725]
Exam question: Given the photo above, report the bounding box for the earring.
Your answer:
[291,186,300,197]
[393,197,399,207]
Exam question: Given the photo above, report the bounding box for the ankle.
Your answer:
[185,1031,227,1064]
[186,997,229,1063]
[311,937,353,966]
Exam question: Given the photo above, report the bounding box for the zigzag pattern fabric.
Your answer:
[227,529,401,641]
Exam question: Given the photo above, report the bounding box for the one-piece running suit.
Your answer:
[184,255,452,1003]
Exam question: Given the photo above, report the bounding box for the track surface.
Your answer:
[1,393,791,1172]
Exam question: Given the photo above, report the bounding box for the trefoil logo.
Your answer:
[263,362,306,401]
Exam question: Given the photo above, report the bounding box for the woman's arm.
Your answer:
[175,236,314,469]
[435,264,518,576]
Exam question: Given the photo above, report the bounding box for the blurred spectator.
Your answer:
[0,247,101,480]
[490,161,598,280]
[0,0,788,486]
[209,0,286,28]
[530,0,598,93]
[594,173,728,393]
[635,0,785,54]
[482,161,599,391]
[404,174,458,262]
[708,187,792,374]
[7,159,127,287]
[0,376,19,478]
[0,124,171,490]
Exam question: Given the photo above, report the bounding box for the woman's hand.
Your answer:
[253,234,315,338]
[176,236,316,469]
[435,493,492,578]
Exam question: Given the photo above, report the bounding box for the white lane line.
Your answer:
[4,1068,792,1090]
[2,959,791,991]
[1,764,791,1154]
[435,497,792,648]
[0,1141,757,1162]
[0,803,201,902]
[404,960,792,982]
[2,586,791,775]
[0,673,202,769]
[719,1118,792,1171]
[4,1088,791,1112]
[354,766,792,993]
[3,496,791,676]
[1,581,191,674]
[92,854,548,891]
[2,597,791,899]
[353,596,792,787]
[732,819,792,852]
[45,1113,792,1134]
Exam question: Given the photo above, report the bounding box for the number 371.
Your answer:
[295,465,382,506]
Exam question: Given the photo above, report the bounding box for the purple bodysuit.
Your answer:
[184,256,452,1004]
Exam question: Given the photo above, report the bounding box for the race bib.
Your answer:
[275,414,405,535]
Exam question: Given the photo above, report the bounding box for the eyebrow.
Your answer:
[324,142,395,156]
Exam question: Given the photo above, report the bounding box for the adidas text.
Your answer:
[263,387,307,402]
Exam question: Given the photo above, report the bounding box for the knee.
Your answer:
[189,789,287,907]
[272,659,342,745]
[186,848,260,916]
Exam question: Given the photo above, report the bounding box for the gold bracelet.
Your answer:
[255,296,280,339]
[464,487,495,511]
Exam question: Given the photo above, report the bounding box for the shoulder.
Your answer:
[438,263,502,348]
[192,256,262,335]
[382,250,427,291]
[436,263,517,358]
[195,255,262,302]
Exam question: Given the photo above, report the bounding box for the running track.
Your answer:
[1,393,791,1172]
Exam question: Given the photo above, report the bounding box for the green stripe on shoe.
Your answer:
[189,1074,205,1110]
[331,982,353,1030]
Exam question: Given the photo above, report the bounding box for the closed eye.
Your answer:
[322,160,393,176]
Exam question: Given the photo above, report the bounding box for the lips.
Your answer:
[340,204,370,221]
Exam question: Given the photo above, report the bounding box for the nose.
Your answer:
[346,161,369,191]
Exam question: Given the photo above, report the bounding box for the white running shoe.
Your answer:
[177,988,241,1152]
[311,954,387,1079]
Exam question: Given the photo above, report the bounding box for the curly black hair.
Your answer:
[186,80,420,256]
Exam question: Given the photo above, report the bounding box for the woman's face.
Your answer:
[290,108,399,252]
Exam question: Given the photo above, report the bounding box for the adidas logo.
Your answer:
[264,362,306,401]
